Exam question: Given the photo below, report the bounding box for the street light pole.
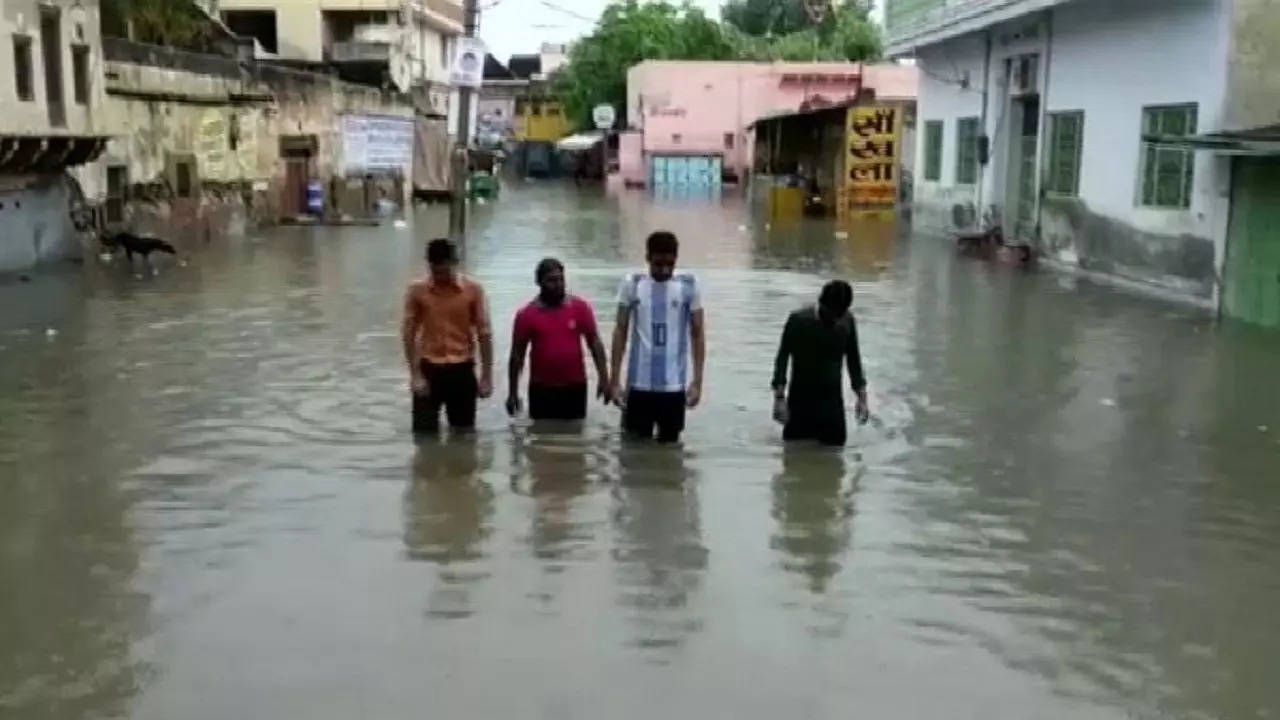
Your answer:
[448,0,479,247]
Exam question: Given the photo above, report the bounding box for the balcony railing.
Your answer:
[885,0,1067,53]
[330,40,391,63]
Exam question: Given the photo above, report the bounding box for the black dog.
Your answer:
[100,231,177,262]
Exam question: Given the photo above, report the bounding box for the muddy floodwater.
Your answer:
[2,182,1279,719]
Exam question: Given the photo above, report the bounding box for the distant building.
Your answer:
[0,0,110,272]
[619,61,918,188]
[215,0,470,133]
[538,42,569,76]
[479,50,573,176]
[885,0,1280,325]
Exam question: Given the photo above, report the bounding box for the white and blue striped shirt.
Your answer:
[617,271,703,393]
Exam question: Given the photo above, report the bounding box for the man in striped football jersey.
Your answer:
[608,231,707,443]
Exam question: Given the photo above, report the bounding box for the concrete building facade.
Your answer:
[887,0,1280,322]
[213,0,468,131]
[93,39,413,242]
[1,0,110,273]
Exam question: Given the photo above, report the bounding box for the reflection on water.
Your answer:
[513,428,593,561]
[612,444,706,655]
[771,449,856,594]
[404,437,495,619]
[0,182,1278,718]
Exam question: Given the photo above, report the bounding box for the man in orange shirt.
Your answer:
[402,238,494,434]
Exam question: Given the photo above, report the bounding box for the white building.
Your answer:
[886,0,1280,325]
[1,0,110,272]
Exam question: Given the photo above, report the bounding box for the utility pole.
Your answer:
[448,0,480,246]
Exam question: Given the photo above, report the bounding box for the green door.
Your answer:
[1225,158,1280,328]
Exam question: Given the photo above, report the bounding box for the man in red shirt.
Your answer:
[506,258,611,421]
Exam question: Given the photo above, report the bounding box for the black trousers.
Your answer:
[623,390,687,443]
[783,391,847,446]
[412,361,477,434]
[529,383,588,421]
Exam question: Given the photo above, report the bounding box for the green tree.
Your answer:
[721,0,812,36]
[557,1,737,128]
[723,1,880,61]
[101,0,209,48]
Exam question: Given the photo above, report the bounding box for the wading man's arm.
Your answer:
[474,285,495,399]
[846,318,869,423]
[771,313,795,423]
[609,305,630,405]
[688,309,706,408]
[506,321,529,415]
[402,285,426,394]
[587,331,611,403]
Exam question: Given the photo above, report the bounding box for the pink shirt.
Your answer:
[513,296,599,387]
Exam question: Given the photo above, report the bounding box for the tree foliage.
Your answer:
[557,1,737,129]
[558,0,882,128]
[724,9,879,61]
[723,0,880,60]
[101,0,210,48]
[721,0,812,37]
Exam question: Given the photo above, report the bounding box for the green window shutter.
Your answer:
[1140,104,1197,208]
[923,120,943,181]
[955,117,979,184]
[1046,111,1083,196]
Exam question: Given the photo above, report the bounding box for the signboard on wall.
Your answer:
[197,109,228,182]
[841,104,902,213]
[592,104,616,130]
[450,37,486,88]
[234,110,260,178]
[342,115,414,173]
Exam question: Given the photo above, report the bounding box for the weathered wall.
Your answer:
[911,0,1230,303]
[1224,0,1280,131]
[0,175,81,273]
[0,0,109,137]
[86,42,413,245]
[1040,0,1228,300]
[1040,196,1219,299]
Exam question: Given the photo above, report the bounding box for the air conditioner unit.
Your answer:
[1011,55,1039,96]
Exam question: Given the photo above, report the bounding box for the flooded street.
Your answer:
[2,182,1279,719]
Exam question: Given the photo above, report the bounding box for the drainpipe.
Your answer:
[1032,8,1054,247]
[736,66,744,188]
[976,29,992,227]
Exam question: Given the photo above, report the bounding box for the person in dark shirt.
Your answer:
[771,280,869,446]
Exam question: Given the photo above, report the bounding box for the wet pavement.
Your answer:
[1,181,1279,719]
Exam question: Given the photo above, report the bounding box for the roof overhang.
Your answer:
[1143,126,1280,156]
[0,135,111,173]
[886,0,1070,58]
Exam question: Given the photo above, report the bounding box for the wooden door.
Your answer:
[283,159,309,217]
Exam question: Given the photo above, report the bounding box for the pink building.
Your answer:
[615,61,918,188]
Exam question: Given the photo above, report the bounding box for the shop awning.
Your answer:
[749,101,853,130]
[555,132,603,152]
[1143,125,1280,156]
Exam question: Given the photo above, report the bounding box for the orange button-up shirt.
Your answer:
[404,273,491,365]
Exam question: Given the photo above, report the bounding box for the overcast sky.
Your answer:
[479,0,884,65]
